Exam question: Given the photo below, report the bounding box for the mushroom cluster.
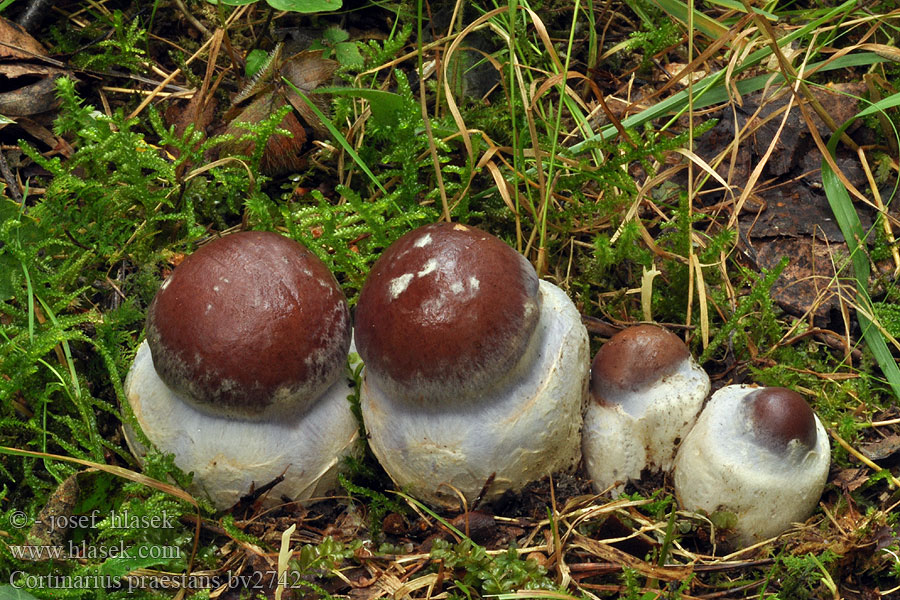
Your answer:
[122,223,831,546]
[354,222,589,508]
[582,324,831,545]
[124,231,358,509]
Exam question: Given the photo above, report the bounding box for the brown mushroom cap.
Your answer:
[748,387,818,452]
[590,325,691,401]
[146,231,351,419]
[354,222,541,403]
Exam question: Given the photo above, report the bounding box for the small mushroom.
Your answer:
[354,223,589,508]
[124,231,358,509]
[582,325,710,494]
[673,385,830,546]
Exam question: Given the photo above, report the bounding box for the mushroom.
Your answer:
[673,385,830,546]
[354,222,589,508]
[123,231,358,509]
[582,325,710,494]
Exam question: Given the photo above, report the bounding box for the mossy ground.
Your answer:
[1,0,899,598]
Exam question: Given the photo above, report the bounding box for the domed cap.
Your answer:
[146,231,351,419]
[747,387,818,452]
[355,222,541,403]
[590,325,691,402]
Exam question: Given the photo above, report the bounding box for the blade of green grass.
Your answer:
[0,585,40,599]
[822,92,900,400]
[704,0,778,19]
[320,87,405,130]
[568,0,865,152]
[568,51,886,154]
[538,0,582,273]
[288,79,423,229]
[473,50,887,208]
[285,79,388,197]
[645,0,730,39]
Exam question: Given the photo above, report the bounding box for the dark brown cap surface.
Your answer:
[354,223,540,403]
[146,231,351,418]
[590,325,690,402]
[747,387,818,451]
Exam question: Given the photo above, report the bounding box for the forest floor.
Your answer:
[1,0,900,598]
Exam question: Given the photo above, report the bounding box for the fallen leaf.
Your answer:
[0,64,68,116]
[0,15,47,59]
[860,434,900,462]
[832,467,868,493]
[221,50,337,176]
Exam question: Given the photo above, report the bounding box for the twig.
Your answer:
[17,0,53,33]
[172,0,211,37]
[829,428,900,488]
[0,150,23,204]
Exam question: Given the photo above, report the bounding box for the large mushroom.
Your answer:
[673,385,830,546]
[124,231,358,509]
[354,222,589,508]
[582,325,710,494]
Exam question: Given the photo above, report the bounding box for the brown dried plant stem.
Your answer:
[0,149,22,203]
[418,0,450,222]
[739,0,857,153]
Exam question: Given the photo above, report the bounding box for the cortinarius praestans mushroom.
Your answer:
[582,325,710,494]
[673,385,830,545]
[124,231,358,509]
[354,223,589,508]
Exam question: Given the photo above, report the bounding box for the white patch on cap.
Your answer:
[414,233,432,247]
[421,296,447,316]
[223,278,230,283]
[469,276,480,290]
[160,277,172,291]
[304,347,328,369]
[390,273,414,299]
[206,303,213,314]
[451,281,464,294]
[213,285,220,293]
[417,259,437,278]
[218,378,237,393]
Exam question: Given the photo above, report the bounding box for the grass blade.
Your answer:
[645,0,730,39]
[284,79,388,197]
[570,0,865,151]
[822,92,900,400]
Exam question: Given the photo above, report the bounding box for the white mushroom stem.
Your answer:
[124,340,359,509]
[360,280,589,508]
[673,385,830,546]
[583,354,709,495]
